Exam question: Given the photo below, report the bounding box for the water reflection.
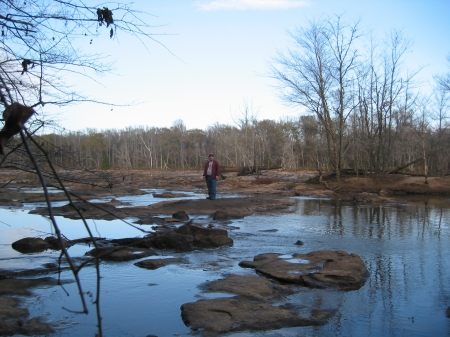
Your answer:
[0,196,449,336]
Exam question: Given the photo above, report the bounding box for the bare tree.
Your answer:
[435,54,450,92]
[270,15,360,180]
[0,2,170,336]
[0,0,166,109]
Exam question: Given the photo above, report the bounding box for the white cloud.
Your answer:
[195,0,310,11]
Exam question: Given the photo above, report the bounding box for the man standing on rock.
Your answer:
[203,153,220,200]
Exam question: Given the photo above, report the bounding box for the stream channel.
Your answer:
[1,189,450,336]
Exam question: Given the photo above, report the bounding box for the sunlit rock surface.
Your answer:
[240,250,369,290]
[181,274,336,336]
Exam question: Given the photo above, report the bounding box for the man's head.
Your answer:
[208,153,214,159]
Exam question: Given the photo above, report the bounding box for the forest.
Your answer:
[5,96,450,178]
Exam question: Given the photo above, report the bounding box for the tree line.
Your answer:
[3,98,449,178]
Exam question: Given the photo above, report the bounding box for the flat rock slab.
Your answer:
[29,201,124,220]
[0,277,58,336]
[181,297,336,336]
[207,274,292,301]
[85,247,157,261]
[239,250,369,291]
[0,277,57,296]
[29,197,295,221]
[144,197,295,218]
[0,199,22,207]
[152,192,188,198]
[134,257,182,270]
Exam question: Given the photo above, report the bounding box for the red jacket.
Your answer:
[203,160,220,178]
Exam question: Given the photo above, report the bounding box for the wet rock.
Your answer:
[294,240,304,245]
[212,210,230,221]
[207,274,292,301]
[0,258,92,277]
[181,297,336,336]
[153,192,187,198]
[0,277,57,296]
[134,257,182,270]
[379,188,393,196]
[69,236,105,245]
[141,231,194,251]
[339,192,383,204]
[28,197,296,222]
[165,217,182,223]
[0,297,55,335]
[12,237,51,253]
[0,199,22,207]
[111,222,233,251]
[15,317,55,336]
[172,210,189,221]
[85,247,157,261]
[30,201,123,220]
[11,236,72,253]
[146,197,295,219]
[44,236,72,250]
[133,216,166,225]
[239,250,369,291]
[106,198,122,206]
[175,222,233,249]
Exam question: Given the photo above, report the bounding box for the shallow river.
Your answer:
[1,190,450,337]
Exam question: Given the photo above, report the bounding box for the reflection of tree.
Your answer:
[294,198,450,335]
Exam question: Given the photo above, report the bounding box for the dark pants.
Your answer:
[205,176,217,199]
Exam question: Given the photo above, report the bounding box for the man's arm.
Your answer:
[215,161,221,179]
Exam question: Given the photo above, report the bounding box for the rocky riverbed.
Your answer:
[1,168,450,336]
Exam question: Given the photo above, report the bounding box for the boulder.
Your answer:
[175,223,233,248]
[12,237,51,253]
[172,210,189,221]
[106,198,122,206]
[144,231,195,251]
[98,222,233,252]
[239,250,369,291]
[211,210,230,221]
[134,257,182,270]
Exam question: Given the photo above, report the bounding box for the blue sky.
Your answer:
[50,0,450,132]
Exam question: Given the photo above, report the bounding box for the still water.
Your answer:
[0,191,449,337]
